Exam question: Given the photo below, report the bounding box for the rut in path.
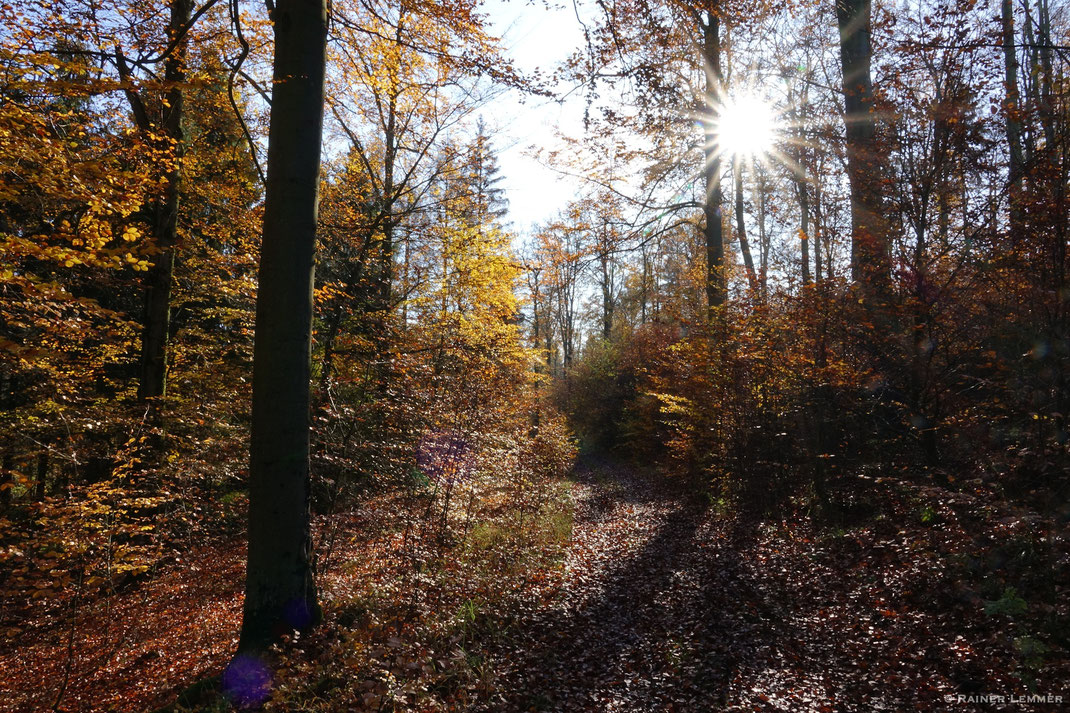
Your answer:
[481,458,771,712]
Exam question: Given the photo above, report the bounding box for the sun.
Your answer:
[714,93,780,159]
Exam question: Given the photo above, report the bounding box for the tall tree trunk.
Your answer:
[601,267,613,340]
[1,366,12,506]
[734,159,758,291]
[600,239,614,339]
[788,74,813,287]
[757,166,769,300]
[799,180,812,287]
[238,0,328,654]
[137,0,191,400]
[814,175,825,283]
[35,453,48,501]
[702,11,725,317]
[1002,0,1025,233]
[1,455,11,507]
[835,0,891,302]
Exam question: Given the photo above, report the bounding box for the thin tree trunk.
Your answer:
[600,245,614,340]
[797,177,811,286]
[1,455,11,507]
[702,11,725,317]
[1,367,12,506]
[814,176,824,283]
[36,453,49,500]
[1002,0,1025,233]
[641,248,649,323]
[734,159,758,291]
[238,0,328,654]
[817,174,826,280]
[757,165,769,300]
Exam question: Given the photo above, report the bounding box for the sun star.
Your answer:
[715,92,780,159]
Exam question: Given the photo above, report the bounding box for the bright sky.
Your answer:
[484,1,589,235]
[482,2,783,244]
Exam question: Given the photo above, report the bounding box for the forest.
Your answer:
[0,0,1068,710]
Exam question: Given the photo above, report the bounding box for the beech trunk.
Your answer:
[238,0,328,653]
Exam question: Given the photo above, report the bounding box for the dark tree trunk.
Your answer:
[757,168,769,300]
[600,241,614,340]
[238,0,328,653]
[1,455,11,507]
[1,367,12,506]
[137,0,191,400]
[734,160,759,291]
[814,176,825,283]
[835,0,891,301]
[702,12,725,317]
[797,177,811,286]
[1002,0,1025,233]
[37,454,50,500]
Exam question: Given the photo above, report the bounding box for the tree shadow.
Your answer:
[482,461,788,712]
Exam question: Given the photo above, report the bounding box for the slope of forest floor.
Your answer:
[2,458,1068,712]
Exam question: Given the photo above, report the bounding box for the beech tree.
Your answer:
[238,0,328,652]
[835,0,892,301]
[124,0,193,401]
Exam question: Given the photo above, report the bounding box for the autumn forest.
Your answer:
[1,0,1069,710]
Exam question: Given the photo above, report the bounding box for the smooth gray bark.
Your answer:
[238,0,328,653]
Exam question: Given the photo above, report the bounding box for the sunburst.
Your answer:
[714,92,781,160]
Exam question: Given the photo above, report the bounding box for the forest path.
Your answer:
[482,457,764,712]
[478,459,1057,713]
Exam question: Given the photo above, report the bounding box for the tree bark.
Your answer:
[814,175,826,282]
[702,11,725,317]
[599,222,615,340]
[734,159,758,292]
[35,453,48,501]
[601,256,614,340]
[238,0,328,653]
[798,177,812,287]
[137,0,191,400]
[1001,0,1025,234]
[835,0,891,301]
[757,166,769,300]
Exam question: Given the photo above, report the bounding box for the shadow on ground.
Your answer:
[479,457,785,712]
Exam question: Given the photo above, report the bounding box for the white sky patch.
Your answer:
[484,1,588,235]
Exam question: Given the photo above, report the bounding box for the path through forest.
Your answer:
[481,459,1051,713]
[1,458,1059,712]
[484,458,761,711]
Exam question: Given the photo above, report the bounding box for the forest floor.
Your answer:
[1,458,1068,712]
[479,459,1068,712]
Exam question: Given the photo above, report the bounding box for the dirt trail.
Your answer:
[482,458,766,712]
[480,459,1055,713]
[3,460,1059,712]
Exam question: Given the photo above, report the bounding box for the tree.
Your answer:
[1002,0,1025,232]
[700,5,727,316]
[123,0,193,401]
[237,0,328,653]
[835,0,892,301]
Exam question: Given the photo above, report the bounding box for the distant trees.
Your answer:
[535,0,1068,495]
